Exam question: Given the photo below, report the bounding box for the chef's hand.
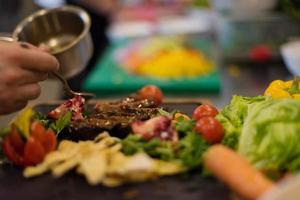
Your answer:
[0,41,59,114]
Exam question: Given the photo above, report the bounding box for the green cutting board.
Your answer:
[83,39,220,97]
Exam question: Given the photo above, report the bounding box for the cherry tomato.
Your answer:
[195,117,224,144]
[193,104,219,120]
[249,45,272,62]
[23,137,46,166]
[138,85,163,106]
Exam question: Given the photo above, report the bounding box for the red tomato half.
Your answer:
[195,117,224,144]
[9,126,25,155]
[43,129,57,153]
[23,137,46,166]
[31,121,57,153]
[193,104,219,121]
[138,85,163,106]
[2,137,24,166]
[2,122,58,167]
[31,121,46,142]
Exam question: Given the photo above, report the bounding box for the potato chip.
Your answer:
[23,131,184,186]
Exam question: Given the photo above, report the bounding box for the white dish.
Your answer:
[281,41,300,76]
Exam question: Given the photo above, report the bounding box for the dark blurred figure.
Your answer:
[280,0,300,20]
[0,0,22,32]
[65,0,117,92]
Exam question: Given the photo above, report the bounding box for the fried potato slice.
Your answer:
[77,151,107,185]
[23,132,184,186]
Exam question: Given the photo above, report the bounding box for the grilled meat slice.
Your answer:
[61,99,159,141]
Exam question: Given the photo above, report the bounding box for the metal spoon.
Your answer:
[51,71,96,100]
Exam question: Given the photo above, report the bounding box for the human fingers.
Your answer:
[0,85,29,114]
[0,84,42,103]
[17,70,48,85]
[7,42,59,72]
[19,42,50,53]
[18,42,39,50]
[37,43,51,53]
[15,83,42,101]
[17,68,48,85]
[0,100,28,115]
[0,66,48,86]
[0,83,40,115]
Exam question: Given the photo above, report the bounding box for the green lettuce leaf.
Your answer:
[216,95,267,149]
[238,99,300,172]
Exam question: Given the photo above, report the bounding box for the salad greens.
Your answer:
[34,111,72,135]
[122,115,209,169]
[238,98,300,172]
[50,111,72,134]
[177,131,209,168]
[218,95,300,173]
[0,108,72,140]
[175,116,196,133]
[122,135,175,161]
[216,95,267,149]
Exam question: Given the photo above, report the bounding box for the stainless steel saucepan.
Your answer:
[0,5,93,78]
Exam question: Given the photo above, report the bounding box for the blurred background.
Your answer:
[1,0,300,124]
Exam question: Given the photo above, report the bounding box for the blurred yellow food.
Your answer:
[136,49,214,79]
[24,132,184,186]
[264,78,300,100]
[174,112,190,121]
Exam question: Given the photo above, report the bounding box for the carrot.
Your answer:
[203,145,274,200]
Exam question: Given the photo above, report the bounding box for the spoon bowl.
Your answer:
[51,71,95,100]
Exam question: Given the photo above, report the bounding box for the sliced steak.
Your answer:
[60,98,159,141]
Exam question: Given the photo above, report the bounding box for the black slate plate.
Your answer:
[0,100,230,200]
[0,164,230,200]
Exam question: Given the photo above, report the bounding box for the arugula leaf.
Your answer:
[50,111,72,134]
[122,131,209,169]
[33,111,72,134]
[122,135,144,155]
[175,117,195,133]
[177,131,209,169]
[33,111,52,127]
[144,139,175,161]
[122,135,175,160]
